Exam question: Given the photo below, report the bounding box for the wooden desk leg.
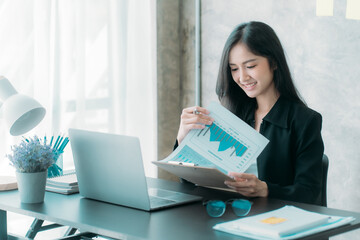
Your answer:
[0,210,7,240]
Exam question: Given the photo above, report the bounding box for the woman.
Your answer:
[175,21,324,205]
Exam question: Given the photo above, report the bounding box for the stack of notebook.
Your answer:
[46,172,79,195]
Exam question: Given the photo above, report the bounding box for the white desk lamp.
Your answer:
[0,76,46,190]
[0,76,46,136]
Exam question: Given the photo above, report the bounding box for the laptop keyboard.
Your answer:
[148,188,202,208]
[148,188,179,207]
[149,188,181,198]
[149,196,176,206]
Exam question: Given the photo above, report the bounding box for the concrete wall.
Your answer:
[157,0,197,181]
[157,2,360,237]
[156,0,181,181]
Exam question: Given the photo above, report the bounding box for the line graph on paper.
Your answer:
[188,121,258,173]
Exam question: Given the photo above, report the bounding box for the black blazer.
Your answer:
[174,97,324,205]
[244,97,324,205]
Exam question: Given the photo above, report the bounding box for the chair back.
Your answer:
[321,154,329,207]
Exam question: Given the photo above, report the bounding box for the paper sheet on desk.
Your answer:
[213,206,356,240]
[161,101,269,174]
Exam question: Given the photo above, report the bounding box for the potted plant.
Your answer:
[6,136,56,203]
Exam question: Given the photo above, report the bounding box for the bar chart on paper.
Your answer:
[206,123,248,157]
[182,102,269,173]
[164,101,269,174]
[188,121,257,173]
[171,145,215,167]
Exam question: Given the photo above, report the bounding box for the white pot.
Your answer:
[16,171,47,203]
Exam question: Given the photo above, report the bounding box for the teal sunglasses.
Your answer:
[203,199,252,218]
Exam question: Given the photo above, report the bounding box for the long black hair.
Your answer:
[216,21,305,120]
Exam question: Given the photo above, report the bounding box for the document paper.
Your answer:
[213,205,355,240]
[162,102,269,174]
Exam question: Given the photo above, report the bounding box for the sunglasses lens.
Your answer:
[206,200,226,217]
[232,199,252,216]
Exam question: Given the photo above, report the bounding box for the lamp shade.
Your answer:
[0,76,46,136]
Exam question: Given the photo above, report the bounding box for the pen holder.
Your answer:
[47,152,63,178]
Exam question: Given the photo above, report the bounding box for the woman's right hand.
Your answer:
[176,106,214,144]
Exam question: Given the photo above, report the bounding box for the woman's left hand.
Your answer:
[225,172,269,197]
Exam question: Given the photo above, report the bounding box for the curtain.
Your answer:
[0,0,157,177]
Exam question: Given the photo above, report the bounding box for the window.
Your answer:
[0,0,157,177]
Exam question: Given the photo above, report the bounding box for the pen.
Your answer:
[168,161,196,166]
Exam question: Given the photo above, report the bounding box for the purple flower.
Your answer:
[7,136,56,173]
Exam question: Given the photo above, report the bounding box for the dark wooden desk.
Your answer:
[0,177,359,240]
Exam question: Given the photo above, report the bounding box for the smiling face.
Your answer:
[229,43,278,100]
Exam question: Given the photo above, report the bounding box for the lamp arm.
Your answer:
[0,76,18,101]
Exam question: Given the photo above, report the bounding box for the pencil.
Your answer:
[54,136,64,151]
[50,136,54,147]
[53,136,60,150]
[59,137,69,152]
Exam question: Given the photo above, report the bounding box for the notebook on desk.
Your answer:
[68,128,202,211]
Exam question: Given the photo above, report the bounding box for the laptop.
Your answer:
[68,128,202,211]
